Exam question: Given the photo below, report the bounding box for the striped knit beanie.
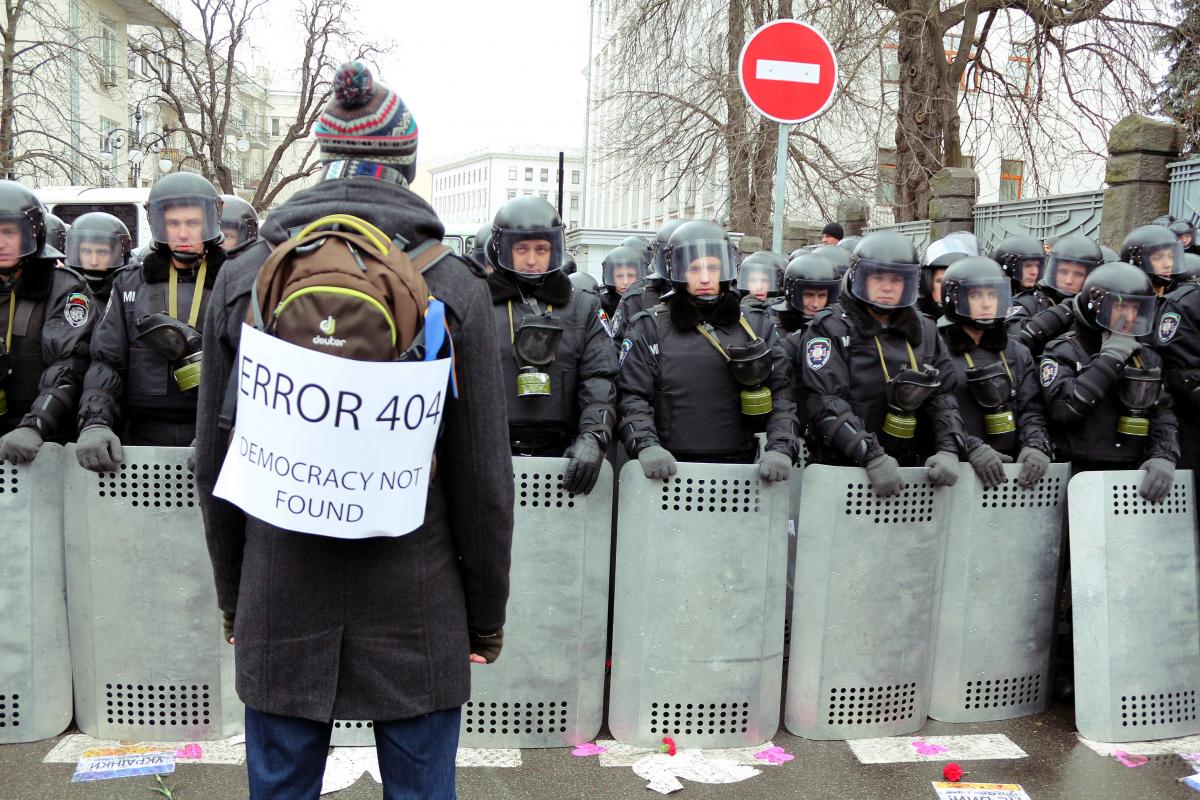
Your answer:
[314,62,417,184]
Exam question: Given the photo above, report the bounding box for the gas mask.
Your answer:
[726,338,774,416]
[882,365,942,439]
[134,313,203,391]
[1116,366,1162,437]
[512,315,564,397]
[966,361,1016,435]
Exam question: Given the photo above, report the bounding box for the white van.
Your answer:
[35,186,152,250]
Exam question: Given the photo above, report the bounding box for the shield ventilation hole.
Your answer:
[843,483,935,524]
[1120,690,1198,727]
[462,700,569,735]
[515,472,576,509]
[97,463,196,508]
[659,477,761,514]
[824,683,918,726]
[963,673,1042,710]
[0,465,18,494]
[0,693,20,728]
[333,720,374,730]
[1111,483,1191,516]
[105,682,211,728]
[648,701,750,737]
[981,475,1062,509]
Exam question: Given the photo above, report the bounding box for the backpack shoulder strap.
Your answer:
[407,240,452,273]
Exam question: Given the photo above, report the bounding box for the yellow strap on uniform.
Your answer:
[295,214,391,257]
[962,350,1014,383]
[4,289,14,351]
[695,314,761,362]
[873,336,917,383]
[507,300,552,344]
[1132,354,1143,369]
[168,258,207,328]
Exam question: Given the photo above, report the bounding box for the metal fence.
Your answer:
[972,191,1104,255]
[1169,158,1200,225]
[862,219,933,254]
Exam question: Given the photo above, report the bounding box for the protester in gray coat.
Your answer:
[194,63,513,800]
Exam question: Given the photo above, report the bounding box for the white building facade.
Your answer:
[429,147,584,228]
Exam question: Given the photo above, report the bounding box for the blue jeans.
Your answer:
[245,705,461,800]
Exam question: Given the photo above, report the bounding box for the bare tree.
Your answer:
[131,0,390,210]
[0,0,110,182]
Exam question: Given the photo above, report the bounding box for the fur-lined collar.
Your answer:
[940,319,1008,355]
[142,242,225,287]
[840,291,925,344]
[487,268,573,306]
[667,289,742,331]
[7,258,55,299]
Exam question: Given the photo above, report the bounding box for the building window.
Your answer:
[876,148,896,206]
[570,194,579,210]
[882,37,899,84]
[1000,159,1024,201]
[99,17,119,81]
[944,33,980,92]
[271,117,280,136]
[1007,45,1033,97]
[571,170,580,185]
[540,167,549,182]
[525,167,533,181]
[508,166,517,180]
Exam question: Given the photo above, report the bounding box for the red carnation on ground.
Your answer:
[943,763,964,782]
[659,737,677,756]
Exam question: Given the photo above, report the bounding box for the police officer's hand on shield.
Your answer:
[1015,446,1051,488]
[966,441,1011,489]
[1139,457,1175,503]
[865,453,904,497]
[757,450,792,483]
[638,445,678,479]
[924,450,960,487]
[76,424,123,472]
[0,425,42,464]
[562,433,605,494]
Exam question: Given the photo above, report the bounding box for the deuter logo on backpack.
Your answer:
[313,315,346,348]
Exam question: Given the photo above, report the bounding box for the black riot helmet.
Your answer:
[651,219,689,281]
[602,245,645,291]
[43,213,69,258]
[784,253,841,320]
[664,220,737,295]
[921,233,978,300]
[1170,219,1196,246]
[66,212,132,271]
[467,223,491,270]
[736,250,787,300]
[811,244,851,278]
[218,194,259,251]
[1040,234,1103,301]
[837,235,862,253]
[1100,245,1120,263]
[1153,214,1176,227]
[940,256,1013,329]
[569,271,599,293]
[1176,252,1200,288]
[488,196,565,283]
[145,172,223,258]
[992,235,1045,291]
[561,253,578,275]
[0,181,54,266]
[846,231,920,312]
[1072,261,1158,337]
[621,235,653,270]
[1120,225,1183,289]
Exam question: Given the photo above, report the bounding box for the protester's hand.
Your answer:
[967,443,1012,489]
[222,610,235,645]
[637,445,677,480]
[1139,457,1175,503]
[925,451,961,487]
[469,628,503,664]
[0,426,42,464]
[562,435,604,494]
[864,454,904,497]
[1016,446,1051,489]
[757,451,792,483]
[76,425,123,472]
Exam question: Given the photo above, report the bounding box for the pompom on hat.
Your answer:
[314,62,417,185]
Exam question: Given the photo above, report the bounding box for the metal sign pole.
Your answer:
[772,122,789,253]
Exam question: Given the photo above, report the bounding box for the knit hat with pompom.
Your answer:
[314,62,417,184]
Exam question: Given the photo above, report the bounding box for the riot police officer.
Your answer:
[1040,262,1176,501]
[1169,219,1200,255]
[736,250,786,307]
[76,173,227,470]
[599,244,644,319]
[1120,224,1183,298]
[1007,234,1104,357]
[810,244,850,279]
[63,212,131,305]
[218,194,259,255]
[43,212,68,259]
[794,231,968,497]
[1152,256,1200,471]
[486,196,616,494]
[837,235,861,253]
[772,253,841,336]
[617,220,796,480]
[620,235,653,272]
[992,235,1044,296]
[610,219,686,339]
[917,233,976,320]
[937,257,1052,488]
[466,222,493,275]
[0,182,94,463]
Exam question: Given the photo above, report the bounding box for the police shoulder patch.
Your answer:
[1005,305,1022,319]
[596,308,612,338]
[611,309,624,337]
[1039,358,1059,388]
[64,291,90,328]
[1159,311,1181,344]
[618,337,634,367]
[806,336,833,371]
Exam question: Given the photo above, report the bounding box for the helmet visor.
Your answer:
[786,278,841,315]
[66,229,125,270]
[0,213,37,261]
[602,256,645,290]
[738,264,780,298]
[148,195,221,250]
[851,260,919,309]
[1095,292,1157,337]
[494,227,564,276]
[1141,241,1184,281]
[953,277,1013,324]
[220,219,254,250]
[667,239,737,289]
[1044,254,1099,296]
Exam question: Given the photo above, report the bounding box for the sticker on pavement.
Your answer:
[847,734,1028,764]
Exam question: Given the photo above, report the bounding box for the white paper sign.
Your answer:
[214,324,450,539]
[932,783,1031,800]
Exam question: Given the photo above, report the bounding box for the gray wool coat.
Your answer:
[194,177,514,723]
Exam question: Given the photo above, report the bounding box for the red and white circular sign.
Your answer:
[738,20,839,124]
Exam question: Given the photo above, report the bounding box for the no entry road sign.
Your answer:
[738,20,839,124]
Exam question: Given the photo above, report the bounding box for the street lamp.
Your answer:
[99,95,173,186]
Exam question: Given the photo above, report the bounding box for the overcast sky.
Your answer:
[251,0,592,166]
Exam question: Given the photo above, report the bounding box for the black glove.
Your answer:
[562,434,604,495]
[1100,332,1141,363]
[1016,446,1051,489]
[967,443,1012,489]
[757,451,792,483]
[925,451,960,487]
[0,426,42,464]
[469,628,503,663]
[186,438,197,473]
[76,425,124,473]
[637,445,677,480]
[865,454,904,497]
[222,610,235,644]
[1139,457,1175,503]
